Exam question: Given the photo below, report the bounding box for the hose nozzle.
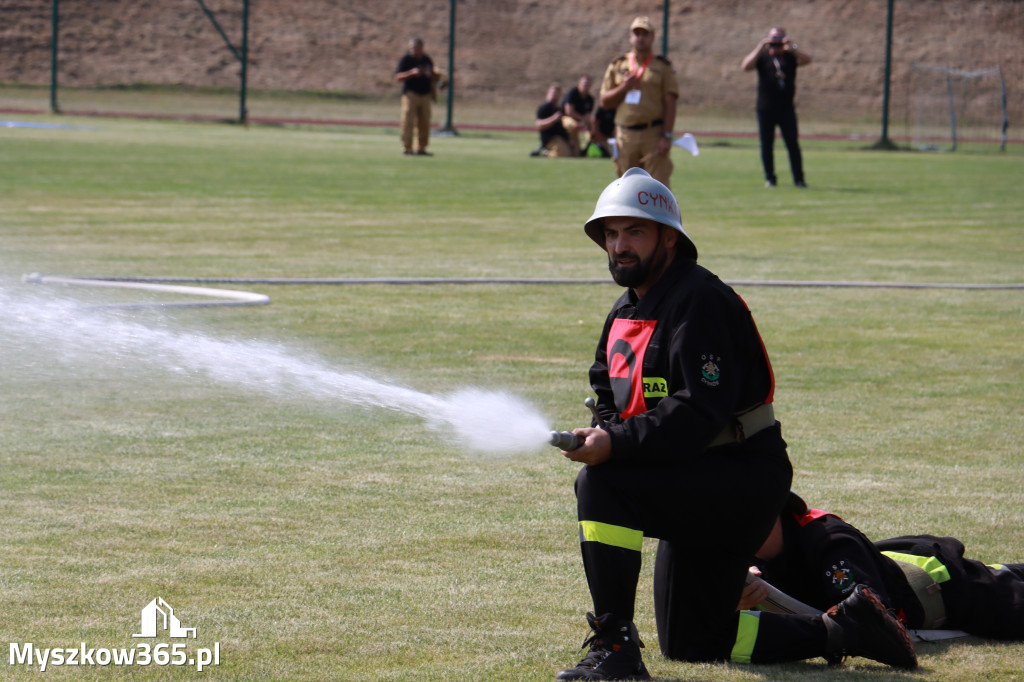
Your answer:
[551,397,604,451]
[549,430,580,451]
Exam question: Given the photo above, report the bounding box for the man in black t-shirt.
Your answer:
[587,106,617,158]
[562,75,595,156]
[535,83,572,158]
[741,27,812,188]
[394,37,435,156]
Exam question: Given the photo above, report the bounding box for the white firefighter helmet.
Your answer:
[584,167,697,258]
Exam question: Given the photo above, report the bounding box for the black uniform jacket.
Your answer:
[756,509,1024,637]
[589,257,776,464]
[755,510,922,624]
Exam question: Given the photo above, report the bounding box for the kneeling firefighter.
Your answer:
[553,168,917,680]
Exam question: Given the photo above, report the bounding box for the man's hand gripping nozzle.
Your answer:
[549,397,606,451]
[548,430,581,451]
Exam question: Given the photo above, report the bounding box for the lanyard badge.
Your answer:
[625,53,652,105]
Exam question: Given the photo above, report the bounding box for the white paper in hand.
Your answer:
[673,132,700,156]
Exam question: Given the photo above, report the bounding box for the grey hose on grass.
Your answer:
[23,273,1023,312]
[31,274,1024,290]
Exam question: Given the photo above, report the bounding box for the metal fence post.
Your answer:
[872,0,898,149]
[439,0,457,135]
[240,0,249,124]
[50,0,60,114]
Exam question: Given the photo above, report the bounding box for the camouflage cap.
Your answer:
[630,16,654,34]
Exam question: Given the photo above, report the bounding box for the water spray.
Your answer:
[1,284,553,458]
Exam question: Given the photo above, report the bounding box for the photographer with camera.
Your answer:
[741,27,812,188]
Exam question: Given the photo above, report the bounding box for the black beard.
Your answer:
[608,247,665,289]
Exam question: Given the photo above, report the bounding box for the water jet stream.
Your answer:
[1,285,552,457]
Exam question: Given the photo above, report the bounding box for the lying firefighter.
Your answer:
[655,491,1024,665]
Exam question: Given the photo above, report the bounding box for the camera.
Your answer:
[769,41,784,47]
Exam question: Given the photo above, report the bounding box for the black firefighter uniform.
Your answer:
[575,255,793,663]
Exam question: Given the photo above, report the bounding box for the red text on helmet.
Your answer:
[637,191,679,219]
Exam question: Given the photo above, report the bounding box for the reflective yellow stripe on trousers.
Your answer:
[578,520,644,551]
[880,551,951,583]
[730,611,761,663]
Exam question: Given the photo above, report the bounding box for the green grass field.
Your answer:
[1,108,1022,680]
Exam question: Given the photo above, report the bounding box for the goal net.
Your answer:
[906,64,1008,152]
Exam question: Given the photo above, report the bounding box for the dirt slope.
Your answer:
[1,0,1020,122]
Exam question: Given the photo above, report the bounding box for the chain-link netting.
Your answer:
[1,0,1020,141]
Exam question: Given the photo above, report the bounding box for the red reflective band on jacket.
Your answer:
[794,508,839,527]
[607,318,658,419]
[736,294,775,405]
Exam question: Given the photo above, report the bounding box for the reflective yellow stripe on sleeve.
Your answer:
[578,520,644,551]
[730,611,761,664]
[880,551,951,583]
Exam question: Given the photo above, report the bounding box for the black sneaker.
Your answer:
[822,585,917,669]
[556,612,650,681]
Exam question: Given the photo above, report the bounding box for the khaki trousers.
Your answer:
[400,92,432,152]
[544,136,573,158]
[614,126,673,187]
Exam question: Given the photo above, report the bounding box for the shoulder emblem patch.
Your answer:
[826,560,855,591]
[699,353,721,387]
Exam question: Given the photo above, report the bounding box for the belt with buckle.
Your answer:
[622,119,663,131]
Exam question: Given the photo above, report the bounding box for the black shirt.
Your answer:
[755,51,798,111]
[594,107,616,137]
[396,53,434,96]
[536,100,568,146]
[562,86,594,118]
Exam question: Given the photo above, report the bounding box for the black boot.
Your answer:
[821,585,917,669]
[556,612,650,681]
